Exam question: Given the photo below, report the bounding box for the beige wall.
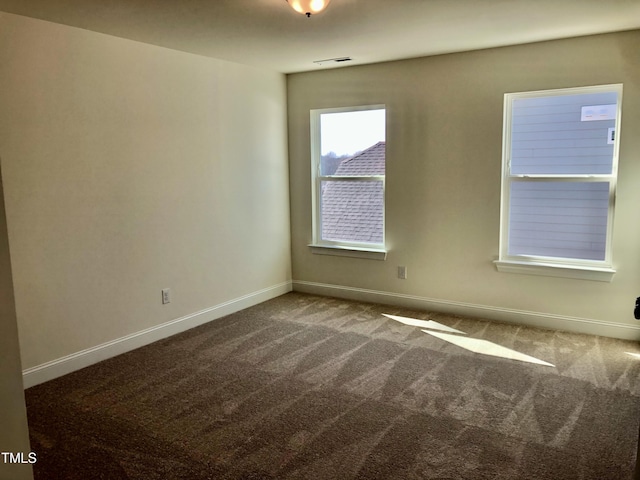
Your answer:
[0,161,32,480]
[288,31,640,338]
[0,13,291,371]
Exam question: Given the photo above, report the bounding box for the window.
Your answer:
[495,84,622,281]
[309,105,386,259]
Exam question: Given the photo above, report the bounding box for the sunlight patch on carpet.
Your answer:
[423,330,555,367]
[383,314,465,334]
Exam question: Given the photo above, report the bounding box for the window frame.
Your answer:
[495,84,622,282]
[309,104,387,260]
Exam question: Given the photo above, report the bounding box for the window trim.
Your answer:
[496,84,622,282]
[309,104,387,258]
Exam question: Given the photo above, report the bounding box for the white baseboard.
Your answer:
[292,280,640,341]
[23,281,292,388]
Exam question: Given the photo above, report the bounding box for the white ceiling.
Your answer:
[1,0,639,73]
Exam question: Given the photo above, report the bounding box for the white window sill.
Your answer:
[309,244,387,260]
[494,260,615,282]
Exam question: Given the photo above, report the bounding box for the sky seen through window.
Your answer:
[321,109,385,156]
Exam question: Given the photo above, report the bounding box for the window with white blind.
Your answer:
[495,84,622,281]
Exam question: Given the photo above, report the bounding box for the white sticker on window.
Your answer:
[581,104,616,121]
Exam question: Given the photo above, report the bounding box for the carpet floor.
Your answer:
[25,292,640,479]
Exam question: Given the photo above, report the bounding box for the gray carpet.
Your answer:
[25,292,640,479]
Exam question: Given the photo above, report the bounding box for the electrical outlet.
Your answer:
[398,266,407,280]
[162,288,171,304]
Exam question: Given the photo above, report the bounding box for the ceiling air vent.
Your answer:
[313,57,352,66]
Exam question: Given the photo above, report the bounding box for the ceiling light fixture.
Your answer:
[286,0,331,17]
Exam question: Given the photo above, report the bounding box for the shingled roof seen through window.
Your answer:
[321,141,385,244]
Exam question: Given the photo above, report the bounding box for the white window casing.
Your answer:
[495,84,622,281]
[309,105,387,260]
